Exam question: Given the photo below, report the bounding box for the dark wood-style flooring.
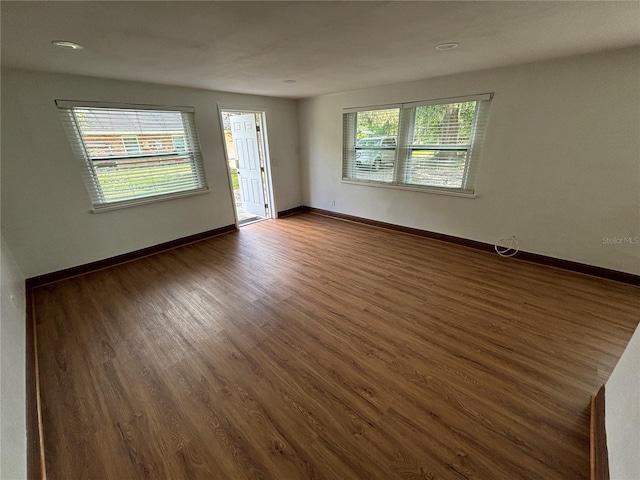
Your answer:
[33,213,639,479]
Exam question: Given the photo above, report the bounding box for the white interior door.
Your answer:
[229,114,266,218]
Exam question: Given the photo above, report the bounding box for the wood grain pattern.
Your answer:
[33,213,639,479]
[304,207,640,286]
[26,286,45,480]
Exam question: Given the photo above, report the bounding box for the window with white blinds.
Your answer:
[57,100,208,211]
[343,93,492,195]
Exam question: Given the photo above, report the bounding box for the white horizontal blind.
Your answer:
[342,111,357,179]
[460,99,491,192]
[58,103,207,210]
[402,100,484,192]
[342,107,400,183]
[342,94,492,195]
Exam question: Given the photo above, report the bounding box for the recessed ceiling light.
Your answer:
[435,42,459,51]
[283,79,297,84]
[52,40,84,50]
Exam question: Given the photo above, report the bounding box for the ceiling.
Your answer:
[2,1,639,99]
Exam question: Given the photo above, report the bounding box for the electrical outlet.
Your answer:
[331,200,335,206]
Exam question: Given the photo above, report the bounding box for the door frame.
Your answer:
[218,106,277,227]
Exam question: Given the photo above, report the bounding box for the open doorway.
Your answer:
[220,110,274,226]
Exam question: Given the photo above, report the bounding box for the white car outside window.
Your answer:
[355,136,396,170]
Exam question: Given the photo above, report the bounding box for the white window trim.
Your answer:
[56,99,195,112]
[56,100,209,212]
[83,187,211,213]
[342,93,493,197]
[341,179,478,198]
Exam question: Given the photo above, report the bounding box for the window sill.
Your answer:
[91,187,210,213]
[341,179,477,198]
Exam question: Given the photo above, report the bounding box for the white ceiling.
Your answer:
[1,1,639,99]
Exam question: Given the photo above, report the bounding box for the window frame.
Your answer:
[342,93,492,197]
[56,100,209,212]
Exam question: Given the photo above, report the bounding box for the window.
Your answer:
[172,135,186,152]
[122,135,141,155]
[343,93,492,195]
[57,100,208,211]
[351,108,399,183]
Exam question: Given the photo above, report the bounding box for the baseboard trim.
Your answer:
[277,206,305,218]
[303,207,640,286]
[590,385,609,480]
[26,224,237,288]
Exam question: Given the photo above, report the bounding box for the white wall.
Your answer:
[1,68,301,278]
[606,324,640,480]
[299,47,640,275]
[0,236,27,480]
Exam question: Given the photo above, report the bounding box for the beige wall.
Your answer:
[299,47,640,274]
[0,236,27,479]
[1,69,302,277]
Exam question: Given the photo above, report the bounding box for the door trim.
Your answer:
[218,106,277,227]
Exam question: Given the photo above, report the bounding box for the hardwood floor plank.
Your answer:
[33,213,639,479]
